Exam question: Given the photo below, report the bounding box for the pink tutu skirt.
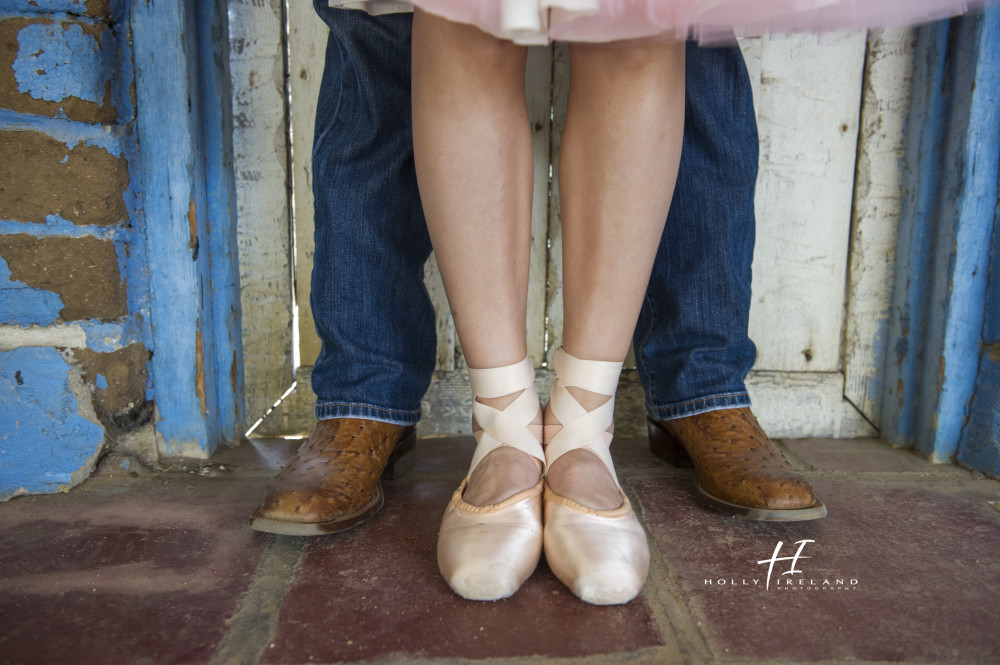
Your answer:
[333,0,979,44]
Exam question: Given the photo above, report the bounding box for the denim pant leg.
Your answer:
[634,43,759,421]
[309,5,436,425]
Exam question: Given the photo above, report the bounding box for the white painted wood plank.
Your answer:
[748,32,867,373]
[745,371,876,439]
[286,1,328,369]
[544,44,570,366]
[525,46,554,367]
[424,254,456,371]
[844,28,916,424]
[229,0,295,424]
[738,37,763,111]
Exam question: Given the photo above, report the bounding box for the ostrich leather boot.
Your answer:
[250,418,416,535]
[647,408,826,521]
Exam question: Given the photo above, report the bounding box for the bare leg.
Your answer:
[546,41,686,509]
[411,10,541,505]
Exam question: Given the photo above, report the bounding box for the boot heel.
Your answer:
[646,417,693,469]
[382,427,416,480]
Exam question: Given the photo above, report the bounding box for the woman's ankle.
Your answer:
[463,447,542,506]
[546,449,623,511]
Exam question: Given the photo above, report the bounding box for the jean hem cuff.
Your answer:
[314,402,421,426]
[646,392,751,421]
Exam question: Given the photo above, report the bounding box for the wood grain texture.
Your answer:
[525,45,554,367]
[747,32,866,373]
[544,44,570,366]
[286,2,327,369]
[843,28,916,424]
[230,0,295,424]
[424,253,456,371]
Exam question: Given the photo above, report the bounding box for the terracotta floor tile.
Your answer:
[635,474,1000,663]
[782,438,938,473]
[6,435,996,665]
[613,435,678,471]
[264,480,664,663]
[0,472,268,665]
[412,436,474,474]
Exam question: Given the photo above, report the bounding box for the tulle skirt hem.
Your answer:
[330,0,975,44]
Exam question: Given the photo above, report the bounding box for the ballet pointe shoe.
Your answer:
[437,356,545,601]
[543,347,650,605]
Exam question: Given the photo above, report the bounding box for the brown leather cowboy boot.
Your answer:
[647,408,826,521]
[249,418,416,535]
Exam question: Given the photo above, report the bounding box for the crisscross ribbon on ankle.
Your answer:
[467,356,545,474]
[545,347,623,482]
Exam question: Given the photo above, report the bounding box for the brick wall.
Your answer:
[0,0,153,500]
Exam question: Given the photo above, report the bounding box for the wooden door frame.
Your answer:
[878,9,1000,473]
[132,0,245,456]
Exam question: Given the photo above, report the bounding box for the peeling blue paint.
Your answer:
[4,0,108,14]
[131,0,245,455]
[0,256,64,326]
[195,0,245,443]
[13,21,112,106]
[83,318,144,352]
[1,216,129,239]
[108,13,133,123]
[958,351,1000,475]
[0,347,104,500]
[0,1,152,498]
[132,1,213,455]
[0,108,126,154]
[1,0,239,479]
[881,8,1000,467]
[957,96,1000,477]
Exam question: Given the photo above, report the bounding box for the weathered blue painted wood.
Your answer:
[956,8,1000,476]
[881,8,1000,466]
[131,0,212,456]
[194,0,246,442]
[958,205,1000,475]
[131,0,244,455]
[879,24,948,450]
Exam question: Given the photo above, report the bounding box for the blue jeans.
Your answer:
[310,3,757,425]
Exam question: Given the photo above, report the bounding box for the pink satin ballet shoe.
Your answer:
[437,356,545,601]
[542,347,650,605]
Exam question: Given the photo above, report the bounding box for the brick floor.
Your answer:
[1,435,998,665]
[0,460,268,665]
